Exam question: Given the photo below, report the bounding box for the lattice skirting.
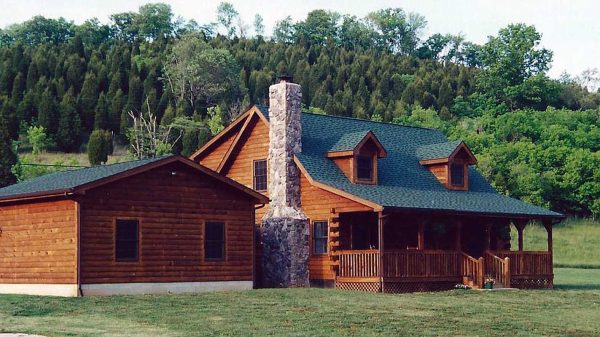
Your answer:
[335,281,381,293]
[335,281,456,293]
[511,276,553,289]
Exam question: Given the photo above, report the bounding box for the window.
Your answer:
[115,219,139,261]
[312,221,328,255]
[205,221,225,260]
[450,163,465,186]
[356,156,373,180]
[253,160,267,191]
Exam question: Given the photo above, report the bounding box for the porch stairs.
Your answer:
[461,252,511,289]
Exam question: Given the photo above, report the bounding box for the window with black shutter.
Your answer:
[115,219,139,261]
[204,221,225,260]
[253,160,267,191]
[312,221,328,255]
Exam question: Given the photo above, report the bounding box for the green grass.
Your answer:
[511,218,600,268]
[0,269,599,337]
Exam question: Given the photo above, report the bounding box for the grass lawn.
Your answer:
[512,218,600,268]
[0,268,599,337]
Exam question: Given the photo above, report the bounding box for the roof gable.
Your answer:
[0,155,268,204]
[326,130,387,158]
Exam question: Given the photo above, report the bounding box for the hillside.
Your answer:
[0,2,598,216]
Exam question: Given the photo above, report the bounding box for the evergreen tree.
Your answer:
[56,88,82,152]
[78,72,99,130]
[87,129,111,165]
[109,89,124,132]
[37,88,58,134]
[0,113,17,187]
[94,92,109,130]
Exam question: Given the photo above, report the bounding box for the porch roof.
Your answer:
[257,105,562,219]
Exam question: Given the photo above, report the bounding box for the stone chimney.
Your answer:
[261,77,310,288]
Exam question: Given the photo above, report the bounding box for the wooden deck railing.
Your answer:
[484,251,510,288]
[337,250,461,279]
[461,253,484,288]
[338,250,380,278]
[490,251,552,276]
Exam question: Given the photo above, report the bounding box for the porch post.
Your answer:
[455,220,462,251]
[543,220,553,253]
[514,220,526,252]
[417,220,425,250]
[484,223,492,252]
[378,211,385,293]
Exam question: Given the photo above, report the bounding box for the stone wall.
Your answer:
[261,80,309,288]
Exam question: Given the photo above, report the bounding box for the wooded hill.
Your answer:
[0,3,598,216]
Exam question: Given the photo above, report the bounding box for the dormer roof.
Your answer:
[417,140,477,165]
[326,130,387,158]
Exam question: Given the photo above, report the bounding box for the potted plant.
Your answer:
[484,275,496,289]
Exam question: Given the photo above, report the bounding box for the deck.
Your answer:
[334,249,553,292]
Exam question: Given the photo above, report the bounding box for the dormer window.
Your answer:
[450,162,465,187]
[326,130,387,185]
[357,156,373,181]
[417,141,476,191]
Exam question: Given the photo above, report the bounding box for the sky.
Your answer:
[1,0,599,78]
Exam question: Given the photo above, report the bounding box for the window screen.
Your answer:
[313,221,328,255]
[115,219,139,261]
[205,221,225,260]
[451,163,465,186]
[253,160,267,191]
[357,156,373,180]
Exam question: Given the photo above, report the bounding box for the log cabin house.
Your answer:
[191,79,564,293]
[0,155,268,296]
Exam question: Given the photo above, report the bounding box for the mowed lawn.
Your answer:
[0,268,599,337]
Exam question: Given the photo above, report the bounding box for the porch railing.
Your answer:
[490,251,552,276]
[461,253,484,288]
[337,250,461,279]
[484,251,511,288]
[338,250,379,278]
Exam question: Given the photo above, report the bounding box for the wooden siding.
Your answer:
[78,162,256,284]
[301,174,373,280]
[332,156,353,181]
[0,199,78,284]
[427,164,448,185]
[221,117,270,220]
[197,128,239,171]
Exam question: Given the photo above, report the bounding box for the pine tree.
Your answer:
[57,88,82,152]
[94,92,109,130]
[37,88,58,134]
[0,113,17,187]
[78,72,98,130]
[109,89,124,133]
[438,78,454,109]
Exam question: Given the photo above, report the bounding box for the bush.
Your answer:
[88,130,113,165]
[27,125,53,154]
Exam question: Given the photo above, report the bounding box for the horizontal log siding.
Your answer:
[79,162,255,284]
[0,199,78,284]
[224,117,270,220]
[301,174,373,281]
[196,128,238,171]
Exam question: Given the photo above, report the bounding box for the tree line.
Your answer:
[0,2,598,216]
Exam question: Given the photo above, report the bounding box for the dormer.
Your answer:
[417,140,477,191]
[326,131,387,185]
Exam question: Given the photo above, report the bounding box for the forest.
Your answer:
[0,3,598,216]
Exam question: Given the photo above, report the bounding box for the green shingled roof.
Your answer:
[328,130,372,152]
[256,105,561,218]
[0,156,171,200]
[416,140,463,161]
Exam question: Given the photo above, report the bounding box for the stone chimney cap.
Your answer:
[278,75,293,83]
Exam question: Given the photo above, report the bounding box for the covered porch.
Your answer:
[329,209,555,293]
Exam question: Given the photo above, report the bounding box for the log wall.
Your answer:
[0,199,78,284]
[78,162,256,284]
